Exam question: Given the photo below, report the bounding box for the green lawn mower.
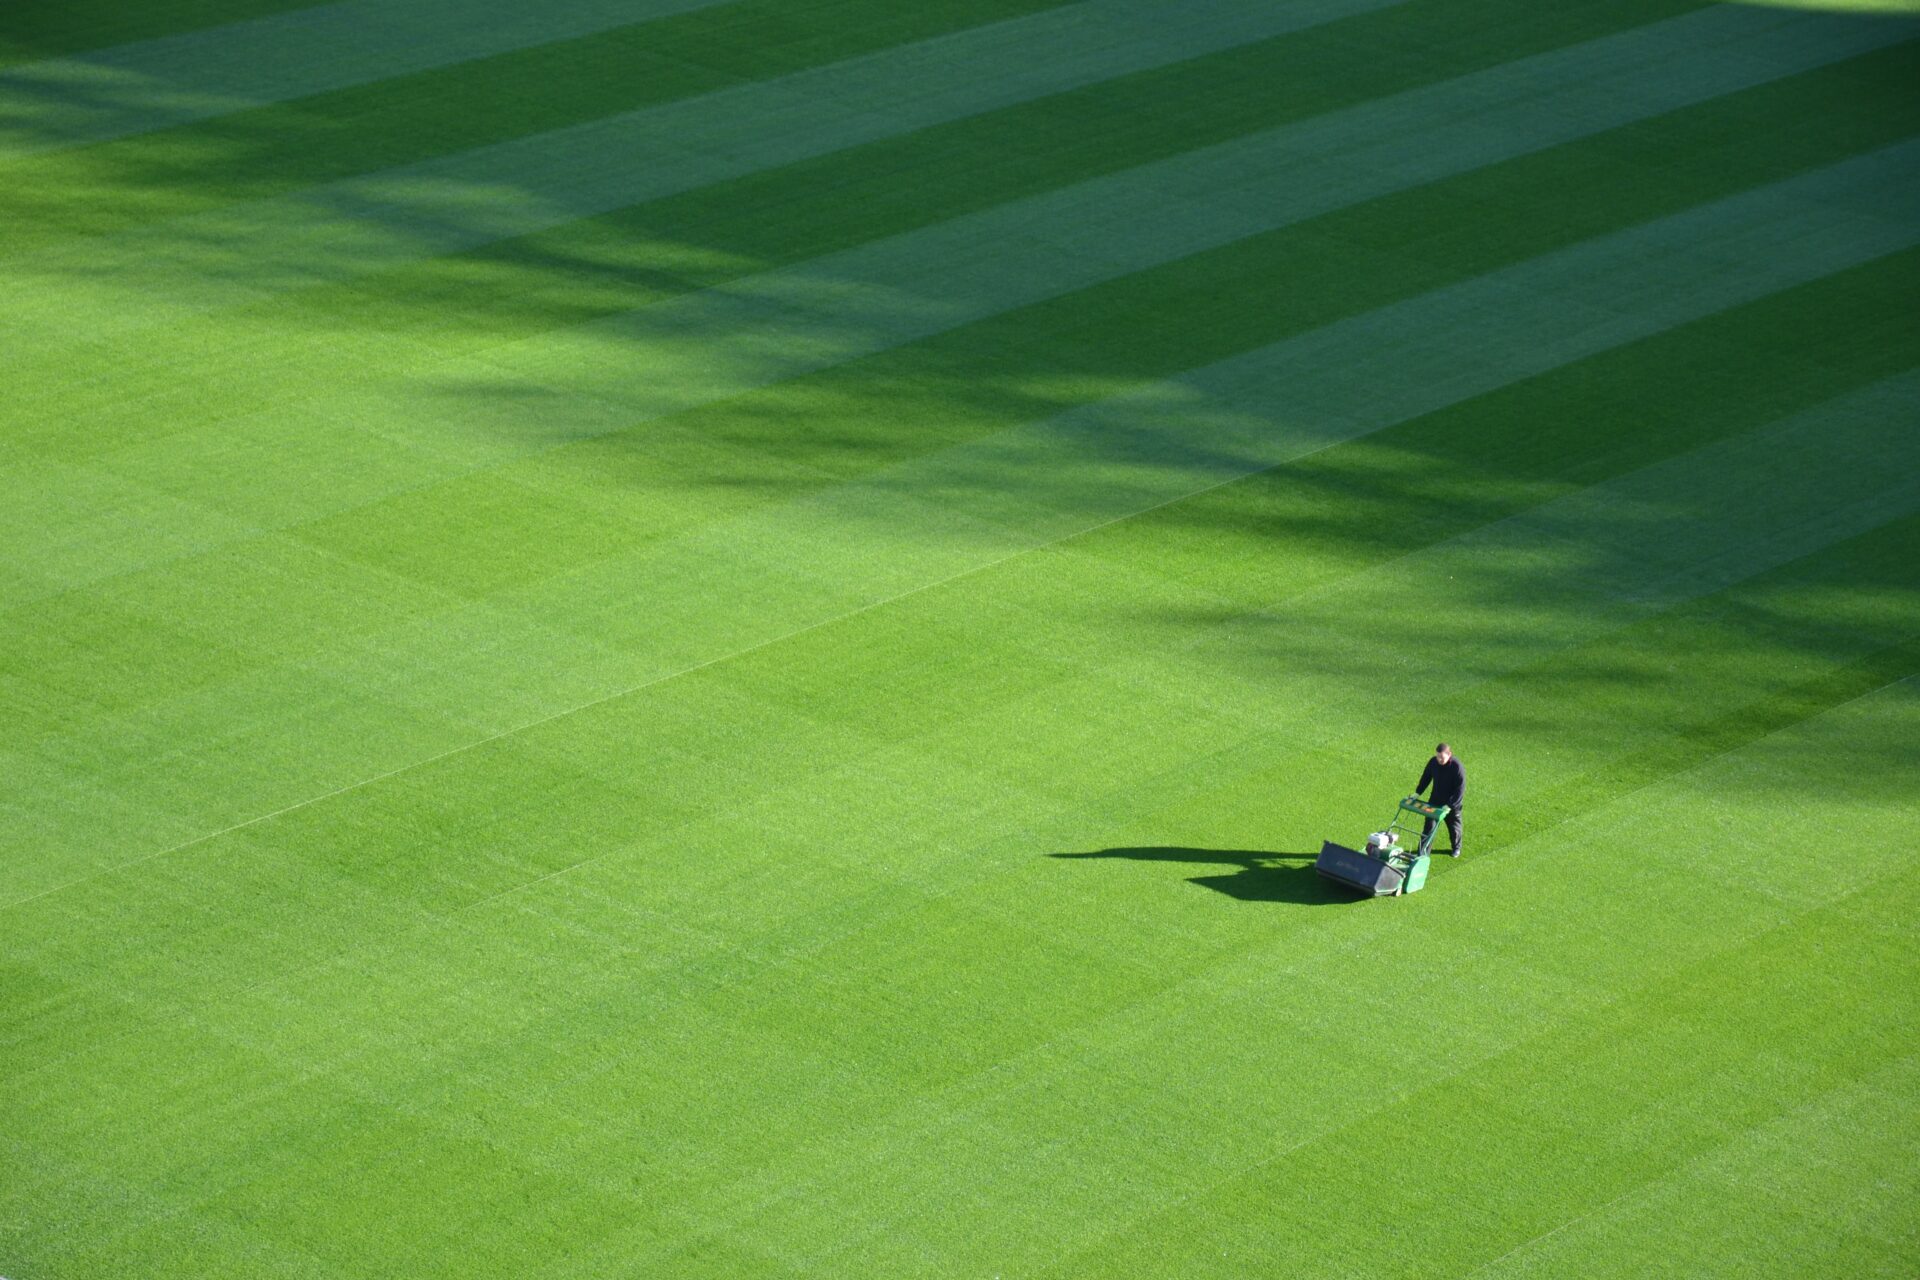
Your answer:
[1315,796,1452,897]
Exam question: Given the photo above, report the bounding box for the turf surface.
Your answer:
[3,1,1919,1276]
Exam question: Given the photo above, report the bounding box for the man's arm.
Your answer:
[1415,759,1435,796]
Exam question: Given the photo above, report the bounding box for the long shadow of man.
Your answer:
[1050,847,1350,905]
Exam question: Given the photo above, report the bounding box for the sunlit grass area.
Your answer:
[3,1,1917,1276]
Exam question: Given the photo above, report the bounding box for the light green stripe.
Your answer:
[0,0,1406,341]
[0,0,747,159]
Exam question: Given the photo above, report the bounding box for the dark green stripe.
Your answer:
[0,0,1073,250]
[0,0,317,69]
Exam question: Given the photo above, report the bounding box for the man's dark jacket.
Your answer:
[1416,756,1465,809]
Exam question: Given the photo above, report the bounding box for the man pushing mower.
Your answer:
[1415,742,1465,857]
[1313,746,1466,897]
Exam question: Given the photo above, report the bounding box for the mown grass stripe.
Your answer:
[0,0,1406,339]
[452,145,1920,652]
[726,168,1920,566]
[0,0,1074,250]
[1479,575,1920,860]
[0,0,317,70]
[0,0,753,157]
[1463,1053,1920,1278]
[1072,247,1918,608]
[1178,373,1920,728]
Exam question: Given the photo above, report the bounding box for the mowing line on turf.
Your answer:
[13,31,1898,685]
[9,3,1884,384]
[1459,1052,1920,1278]
[465,144,1918,706]
[1046,877,1920,1275]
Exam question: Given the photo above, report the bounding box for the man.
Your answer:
[1414,742,1465,857]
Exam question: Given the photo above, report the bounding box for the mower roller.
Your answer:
[1315,796,1452,897]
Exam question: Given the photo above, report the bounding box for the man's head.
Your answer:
[1435,742,1452,764]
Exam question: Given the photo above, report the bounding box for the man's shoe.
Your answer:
[1449,848,1461,858]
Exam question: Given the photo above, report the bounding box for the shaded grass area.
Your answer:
[4,0,1719,397]
[4,0,1919,1277]
[0,0,1069,241]
[1076,246,1920,605]
[311,0,1706,331]
[0,0,317,68]
[663,48,1920,477]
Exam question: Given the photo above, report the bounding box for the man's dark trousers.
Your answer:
[1423,802,1463,856]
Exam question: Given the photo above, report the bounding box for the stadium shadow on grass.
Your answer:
[1051,847,1351,905]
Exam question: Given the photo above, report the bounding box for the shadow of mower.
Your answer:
[1049,846,1351,906]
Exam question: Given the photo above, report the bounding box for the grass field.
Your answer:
[4,1,1919,1275]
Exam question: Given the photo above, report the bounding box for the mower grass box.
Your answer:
[1315,797,1448,897]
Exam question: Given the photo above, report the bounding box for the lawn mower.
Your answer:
[1315,796,1452,897]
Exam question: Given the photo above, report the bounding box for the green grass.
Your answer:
[3,1,1918,1276]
